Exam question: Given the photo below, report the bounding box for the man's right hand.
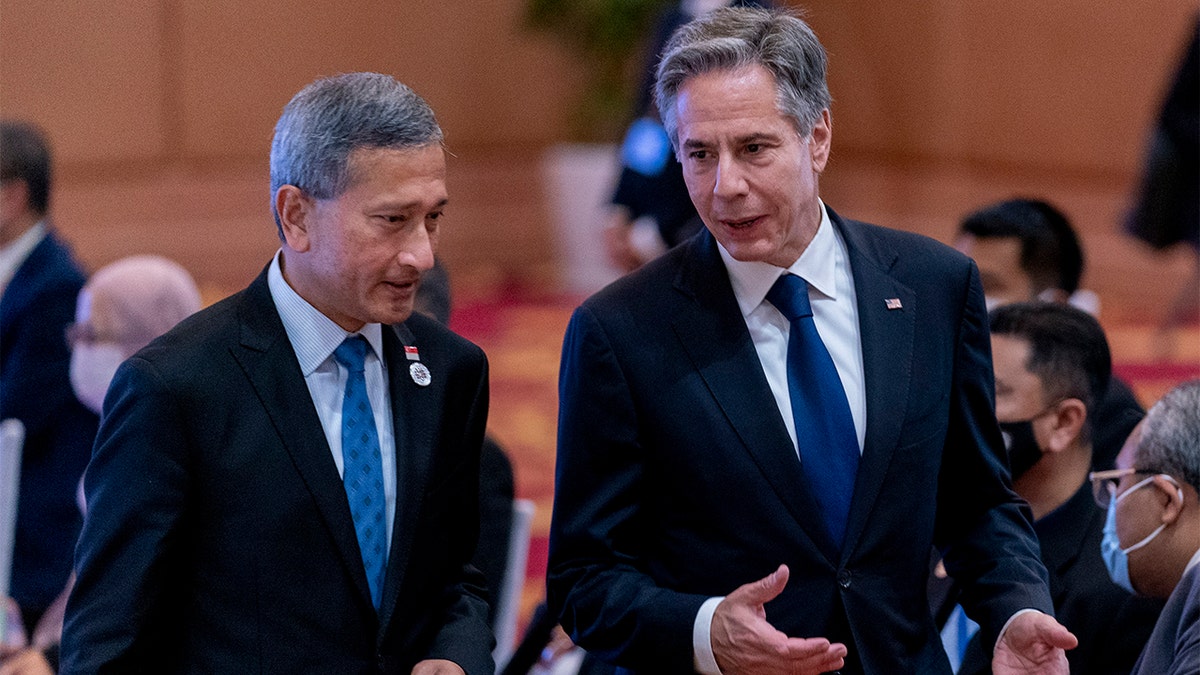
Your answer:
[711,565,847,675]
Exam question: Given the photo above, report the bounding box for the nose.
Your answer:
[398,225,436,272]
[713,156,748,199]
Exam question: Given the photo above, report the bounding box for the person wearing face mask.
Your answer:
[946,303,1163,675]
[0,255,201,675]
[953,198,1143,471]
[1092,379,1200,674]
[67,255,203,415]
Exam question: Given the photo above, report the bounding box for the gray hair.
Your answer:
[1137,379,1200,493]
[654,6,831,151]
[269,72,443,236]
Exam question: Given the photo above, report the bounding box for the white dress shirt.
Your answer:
[0,221,46,299]
[692,202,866,674]
[267,252,397,553]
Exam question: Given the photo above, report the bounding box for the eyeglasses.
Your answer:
[64,322,113,347]
[1088,468,1156,509]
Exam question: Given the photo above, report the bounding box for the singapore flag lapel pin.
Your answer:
[405,345,431,387]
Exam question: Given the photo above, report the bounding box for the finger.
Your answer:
[777,638,848,673]
[729,564,790,607]
[1040,621,1078,650]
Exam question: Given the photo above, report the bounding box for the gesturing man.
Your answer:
[549,7,1074,674]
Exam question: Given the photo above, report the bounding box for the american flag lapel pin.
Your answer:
[884,298,903,310]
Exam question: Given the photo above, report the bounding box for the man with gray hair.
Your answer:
[61,73,494,674]
[549,7,1073,674]
[1092,379,1200,674]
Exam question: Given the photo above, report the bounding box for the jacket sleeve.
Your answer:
[934,261,1055,652]
[547,305,708,672]
[59,355,192,672]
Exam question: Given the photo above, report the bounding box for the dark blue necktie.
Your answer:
[333,336,387,609]
[766,274,860,548]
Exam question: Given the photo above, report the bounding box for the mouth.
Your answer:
[384,278,419,292]
[719,215,763,230]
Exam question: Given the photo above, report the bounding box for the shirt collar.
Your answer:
[0,221,47,293]
[719,201,841,318]
[267,251,383,376]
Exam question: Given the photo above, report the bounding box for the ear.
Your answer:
[1043,398,1086,453]
[810,109,831,173]
[1150,475,1186,525]
[275,185,314,253]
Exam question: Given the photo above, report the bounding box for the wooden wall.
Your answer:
[1,1,1196,316]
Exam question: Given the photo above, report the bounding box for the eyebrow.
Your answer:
[681,132,782,150]
[372,197,449,212]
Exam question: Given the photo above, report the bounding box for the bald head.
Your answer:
[80,255,202,357]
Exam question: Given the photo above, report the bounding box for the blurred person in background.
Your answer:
[0,121,97,641]
[1124,18,1199,359]
[954,197,1143,469]
[949,303,1163,674]
[604,0,770,272]
[412,257,515,630]
[1093,379,1199,674]
[1,255,201,674]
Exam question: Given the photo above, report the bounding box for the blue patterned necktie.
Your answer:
[766,273,860,548]
[333,336,387,609]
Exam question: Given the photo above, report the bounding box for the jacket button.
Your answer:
[837,569,852,588]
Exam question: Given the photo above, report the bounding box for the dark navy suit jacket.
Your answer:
[60,269,494,674]
[548,209,1054,674]
[0,229,97,622]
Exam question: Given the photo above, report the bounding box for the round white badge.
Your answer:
[409,362,432,387]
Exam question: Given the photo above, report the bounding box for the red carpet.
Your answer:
[451,290,1200,622]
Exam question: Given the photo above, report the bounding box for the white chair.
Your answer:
[0,418,26,646]
[493,498,535,673]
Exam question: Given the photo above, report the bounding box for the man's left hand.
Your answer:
[992,611,1077,675]
[411,659,466,675]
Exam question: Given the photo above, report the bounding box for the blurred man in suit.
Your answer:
[549,7,1074,674]
[1094,379,1199,674]
[954,198,1142,469]
[951,303,1162,674]
[0,121,97,638]
[61,73,494,674]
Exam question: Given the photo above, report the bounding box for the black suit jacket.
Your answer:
[60,269,494,674]
[548,210,1053,674]
[0,229,97,622]
[958,483,1164,674]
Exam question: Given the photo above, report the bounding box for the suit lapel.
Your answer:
[376,322,436,633]
[231,272,375,611]
[832,212,916,561]
[671,233,837,562]
[0,233,69,349]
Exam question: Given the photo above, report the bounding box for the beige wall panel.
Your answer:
[0,0,168,164]
[174,0,579,161]
[802,0,1196,176]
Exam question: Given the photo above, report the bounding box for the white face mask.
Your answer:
[69,343,126,414]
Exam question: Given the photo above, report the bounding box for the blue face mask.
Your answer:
[1100,475,1179,594]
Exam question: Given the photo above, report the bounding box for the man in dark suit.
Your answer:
[1095,380,1199,675]
[952,303,1163,674]
[60,73,494,674]
[548,7,1076,674]
[0,120,98,637]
